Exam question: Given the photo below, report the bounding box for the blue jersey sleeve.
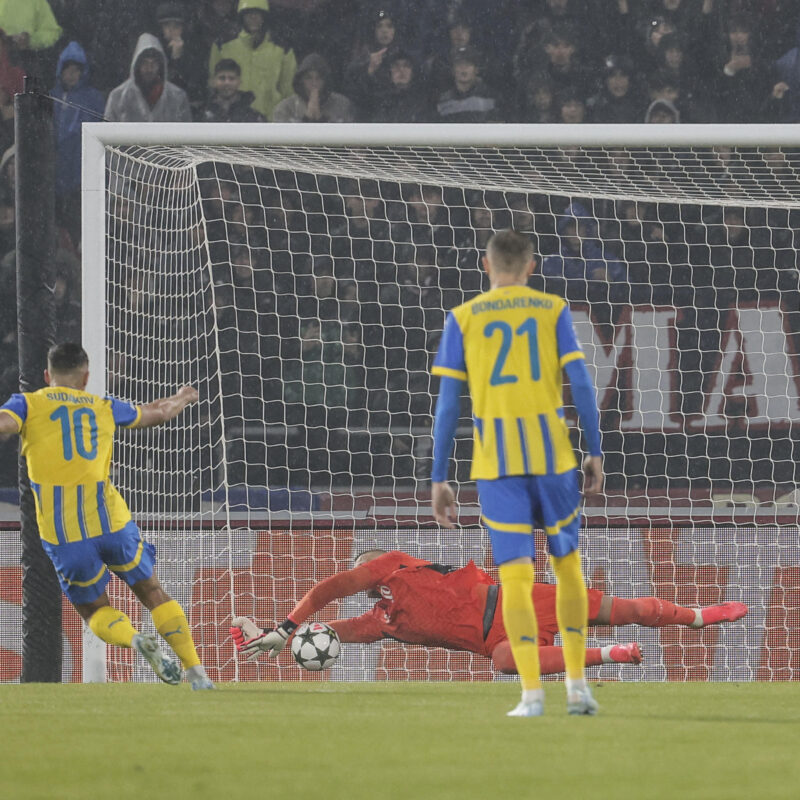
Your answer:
[431,312,467,381]
[564,359,602,457]
[431,376,462,482]
[0,393,28,430]
[556,305,584,366]
[107,396,140,428]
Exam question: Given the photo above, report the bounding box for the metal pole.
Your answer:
[15,75,61,682]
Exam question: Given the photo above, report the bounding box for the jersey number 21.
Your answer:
[484,318,540,386]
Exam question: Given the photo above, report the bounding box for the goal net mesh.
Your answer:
[91,140,800,683]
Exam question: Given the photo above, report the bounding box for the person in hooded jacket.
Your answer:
[271,52,354,122]
[50,41,106,245]
[644,96,680,123]
[0,0,61,76]
[587,55,643,124]
[208,0,296,120]
[369,49,429,123]
[344,6,409,119]
[715,15,769,124]
[423,11,477,99]
[154,1,208,107]
[104,33,192,122]
[197,58,266,121]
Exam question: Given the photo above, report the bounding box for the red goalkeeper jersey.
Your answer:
[288,550,603,657]
[484,582,604,653]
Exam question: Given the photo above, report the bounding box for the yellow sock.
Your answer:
[151,600,201,669]
[551,550,589,681]
[497,561,541,691]
[88,605,138,648]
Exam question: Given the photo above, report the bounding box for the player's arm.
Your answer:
[0,410,20,438]
[231,564,380,660]
[557,306,603,494]
[328,614,384,644]
[129,386,199,429]
[0,394,27,438]
[430,375,463,528]
[430,311,467,528]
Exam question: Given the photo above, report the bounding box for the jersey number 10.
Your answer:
[49,405,99,461]
[484,318,540,386]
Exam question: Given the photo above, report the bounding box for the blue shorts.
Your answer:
[477,471,582,565]
[41,520,156,605]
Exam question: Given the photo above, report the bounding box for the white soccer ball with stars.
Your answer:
[291,622,341,671]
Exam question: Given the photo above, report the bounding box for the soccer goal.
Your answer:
[76,123,800,684]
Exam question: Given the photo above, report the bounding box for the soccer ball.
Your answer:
[291,622,341,671]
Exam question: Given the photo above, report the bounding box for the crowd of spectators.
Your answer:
[179,157,800,491]
[2,0,800,492]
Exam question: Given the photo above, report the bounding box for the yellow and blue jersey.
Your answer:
[0,387,141,545]
[432,285,584,480]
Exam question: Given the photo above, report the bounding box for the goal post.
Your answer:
[78,123,800,684]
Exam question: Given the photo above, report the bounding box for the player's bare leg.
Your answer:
[75,592,182,686]
[131,574,213,690]
[592,595,748,629]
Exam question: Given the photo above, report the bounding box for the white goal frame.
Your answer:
[80,123,800,684]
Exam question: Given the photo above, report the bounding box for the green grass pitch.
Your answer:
[2,681,799,800]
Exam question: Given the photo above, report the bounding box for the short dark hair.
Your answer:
[215,58,241,76]
[728,15,752,33]
[487,229,534,274]
[557,89,584,108]
[156,1,185,23]
[658,32,683,53]
[452,45,482,68]
[354,548,387,565]
[387,49,414,68]
[604,54,633,77]
[48,342,88,373]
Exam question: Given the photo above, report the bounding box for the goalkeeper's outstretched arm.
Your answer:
[231,565,380,660]
[130,385,199,428]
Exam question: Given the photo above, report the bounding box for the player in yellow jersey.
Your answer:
[0,343,214,689]
[430,229,603,717]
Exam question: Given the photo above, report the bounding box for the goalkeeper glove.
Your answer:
[230,616,298,662]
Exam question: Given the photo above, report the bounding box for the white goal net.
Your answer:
[75,124,800,684]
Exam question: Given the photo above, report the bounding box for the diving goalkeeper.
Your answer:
[230,549,747,674]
